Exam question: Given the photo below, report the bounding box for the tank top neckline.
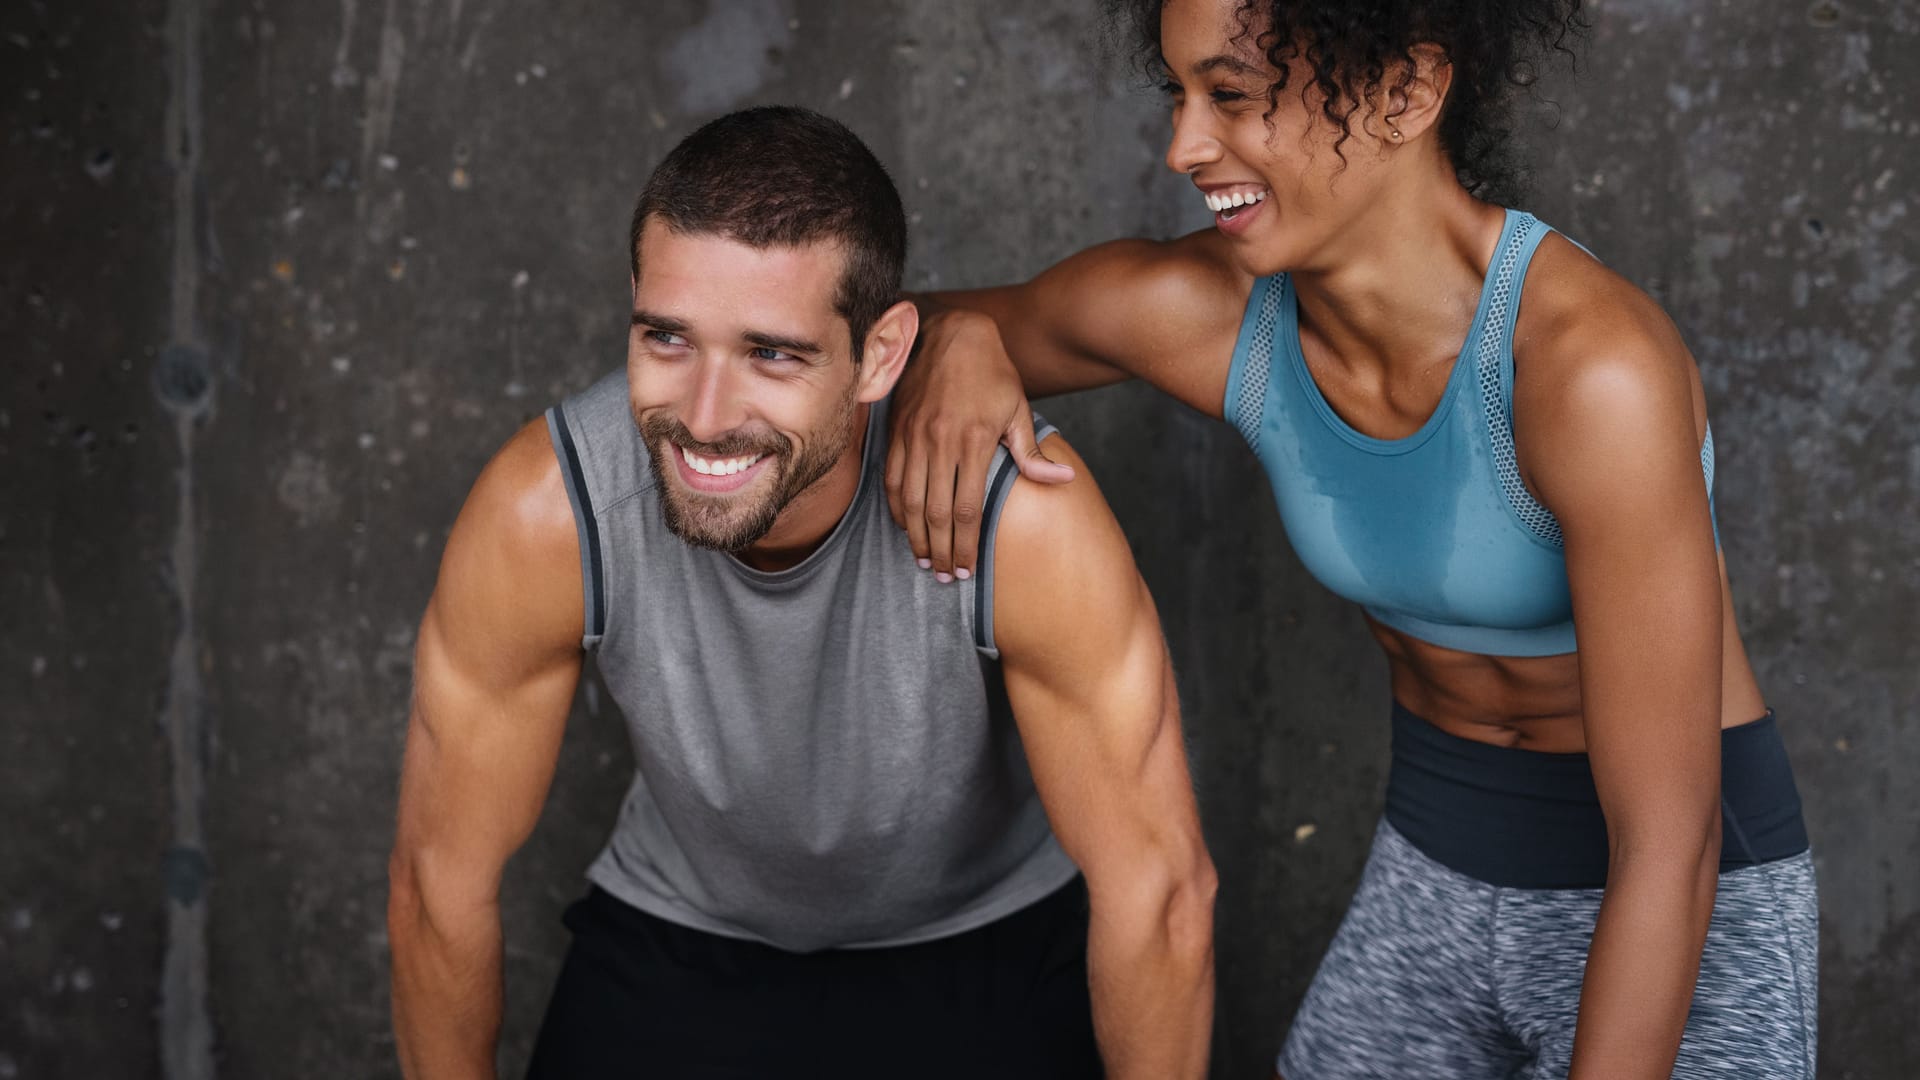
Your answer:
[1282,207,1526,458]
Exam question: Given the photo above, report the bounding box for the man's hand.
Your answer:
[885,304,1074,582]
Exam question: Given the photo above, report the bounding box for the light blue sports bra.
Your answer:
[1222,208,1716,657]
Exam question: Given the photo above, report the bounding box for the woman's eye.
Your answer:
[1210,88,1247,103]
[1158,79,1182,98]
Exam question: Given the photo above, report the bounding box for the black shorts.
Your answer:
[525,880,1101,1079]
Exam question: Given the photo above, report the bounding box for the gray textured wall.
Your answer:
[2,0,1914,1077]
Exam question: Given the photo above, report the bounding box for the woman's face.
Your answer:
[1158,0,1395,276]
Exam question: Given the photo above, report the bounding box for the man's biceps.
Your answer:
[397,718,560,861]
[411,602,495,697]
[1014,656,1167,767]
[417,597,581,706]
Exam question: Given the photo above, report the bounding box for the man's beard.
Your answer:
[638,385,859,554]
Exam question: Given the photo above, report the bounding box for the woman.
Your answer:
[884,0,1817,1077]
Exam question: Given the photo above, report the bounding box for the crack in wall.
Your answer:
[160,0,213,1076]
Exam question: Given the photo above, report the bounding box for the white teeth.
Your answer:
[680,445,763,478]
[1203,189,1267,214]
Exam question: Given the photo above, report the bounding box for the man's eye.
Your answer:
[645,330,688,347]
[751,347,797,363]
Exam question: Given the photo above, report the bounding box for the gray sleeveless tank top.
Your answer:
[544,370,1076,952]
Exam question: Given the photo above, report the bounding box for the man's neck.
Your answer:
[733,403,872,573]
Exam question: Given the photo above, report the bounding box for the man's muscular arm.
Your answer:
[991,434,1218,1080]
[388,420,584,1079]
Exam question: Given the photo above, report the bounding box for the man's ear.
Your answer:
[853,298,921,404]
[1378,42,1452,144]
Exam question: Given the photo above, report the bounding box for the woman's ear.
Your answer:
[1378,43,1452,144]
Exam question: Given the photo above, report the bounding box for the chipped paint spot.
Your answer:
[277,452,343,527]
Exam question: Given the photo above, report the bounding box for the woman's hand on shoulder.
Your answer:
[885,305,1072,581]
[884,231,1249,581]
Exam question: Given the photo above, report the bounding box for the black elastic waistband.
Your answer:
[1383,703,1809,889]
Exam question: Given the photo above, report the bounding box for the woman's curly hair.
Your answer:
[1106,0,1587,205]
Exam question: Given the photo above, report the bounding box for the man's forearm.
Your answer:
[1086,871,1217,1080]
[389,880,506,1080]
[1568,850,1718,1079]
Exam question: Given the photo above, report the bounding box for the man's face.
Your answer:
[627,218,864,552]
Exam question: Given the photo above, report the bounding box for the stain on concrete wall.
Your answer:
[1,0,1913,1077]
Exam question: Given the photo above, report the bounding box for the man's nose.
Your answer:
[679,357,749,444]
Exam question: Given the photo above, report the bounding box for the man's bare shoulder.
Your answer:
[428,417,583,664]
[986,432,1147,662]
[466,419,578,566]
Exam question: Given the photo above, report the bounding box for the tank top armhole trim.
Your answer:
[1224,275,1282,448]
[545,405,607,650]
[1702,424,1722,549]
[971,416,1059,658]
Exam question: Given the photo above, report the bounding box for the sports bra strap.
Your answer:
[1477,212,1565,547]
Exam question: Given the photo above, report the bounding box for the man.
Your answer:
[387,106,1216,1079]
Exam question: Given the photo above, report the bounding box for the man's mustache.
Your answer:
[638,413,790,460]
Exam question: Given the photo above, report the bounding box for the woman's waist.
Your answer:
[1378,638,1772,752]
[1383,701,1809,889]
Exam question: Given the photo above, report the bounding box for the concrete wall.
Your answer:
[2,0,1913,1076]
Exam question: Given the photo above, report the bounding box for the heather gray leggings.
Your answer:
[1278,821,1819,1080]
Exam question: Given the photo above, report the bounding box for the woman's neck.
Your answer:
[1288,179,1507,380]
